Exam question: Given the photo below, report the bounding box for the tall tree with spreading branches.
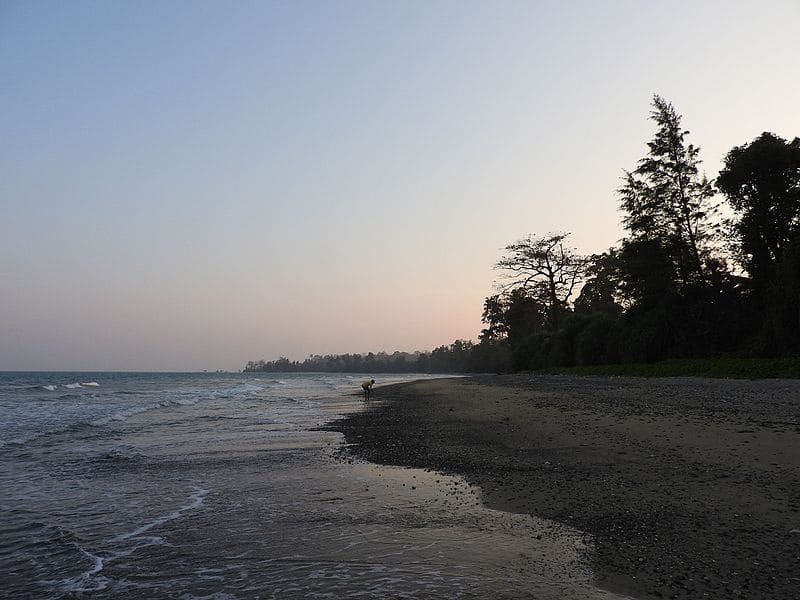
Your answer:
[494,232,588,330]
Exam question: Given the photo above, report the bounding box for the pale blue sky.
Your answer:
[2,1,799,370]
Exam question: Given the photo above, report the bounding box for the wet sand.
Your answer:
[327,375,800,599]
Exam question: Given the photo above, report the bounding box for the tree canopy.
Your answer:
[494,232,588,330]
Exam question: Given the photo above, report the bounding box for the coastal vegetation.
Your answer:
[244,341,474,373]
[247,96,799,375]
[472,96,800,373]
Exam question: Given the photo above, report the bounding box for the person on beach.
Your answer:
[361,379,375,400]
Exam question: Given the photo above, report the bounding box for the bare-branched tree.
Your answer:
[494,232,589,329]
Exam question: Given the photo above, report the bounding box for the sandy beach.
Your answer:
[328,375,800,599]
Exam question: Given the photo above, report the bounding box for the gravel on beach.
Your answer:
[327,375,800,600]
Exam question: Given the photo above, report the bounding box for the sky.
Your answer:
[1,1,799,371]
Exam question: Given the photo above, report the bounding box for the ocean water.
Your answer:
[0,372,627,599]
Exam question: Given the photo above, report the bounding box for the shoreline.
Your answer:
[327,375,800,599]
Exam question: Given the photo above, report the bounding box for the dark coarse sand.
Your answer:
[326,375,800,600]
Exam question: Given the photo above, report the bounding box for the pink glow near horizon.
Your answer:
[1,1,799,370]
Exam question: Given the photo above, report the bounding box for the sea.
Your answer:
[0,372,627,599]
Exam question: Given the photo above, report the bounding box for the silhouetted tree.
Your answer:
[479,295,509,341]
[479,288,545,343]
[468,338,511,372]
[612,96,731,361]
[494,232,588,330]
[717,132,800,292]
[718,132,800,352]
[619,95,717,289]
[574,250,624,315]
[616,238,679,309]
[502,288,547,346]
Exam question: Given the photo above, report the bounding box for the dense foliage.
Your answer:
[246,96,799,374]
[473,96,799,372]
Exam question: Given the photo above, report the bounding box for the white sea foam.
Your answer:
[88,394,205,426]
[226,383,266,395]
[42,385,58,391]
[64,383,83,389]
[60,486,209,593]
[81,382,100,387]
[61,546,109,592]
[113,486,209,542]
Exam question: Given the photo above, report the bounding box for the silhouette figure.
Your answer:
[361,379,375,400]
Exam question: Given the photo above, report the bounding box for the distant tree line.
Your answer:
[246,95,798,374]
[244,341,474,373]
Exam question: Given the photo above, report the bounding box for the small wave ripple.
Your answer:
[60,486,209,594]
